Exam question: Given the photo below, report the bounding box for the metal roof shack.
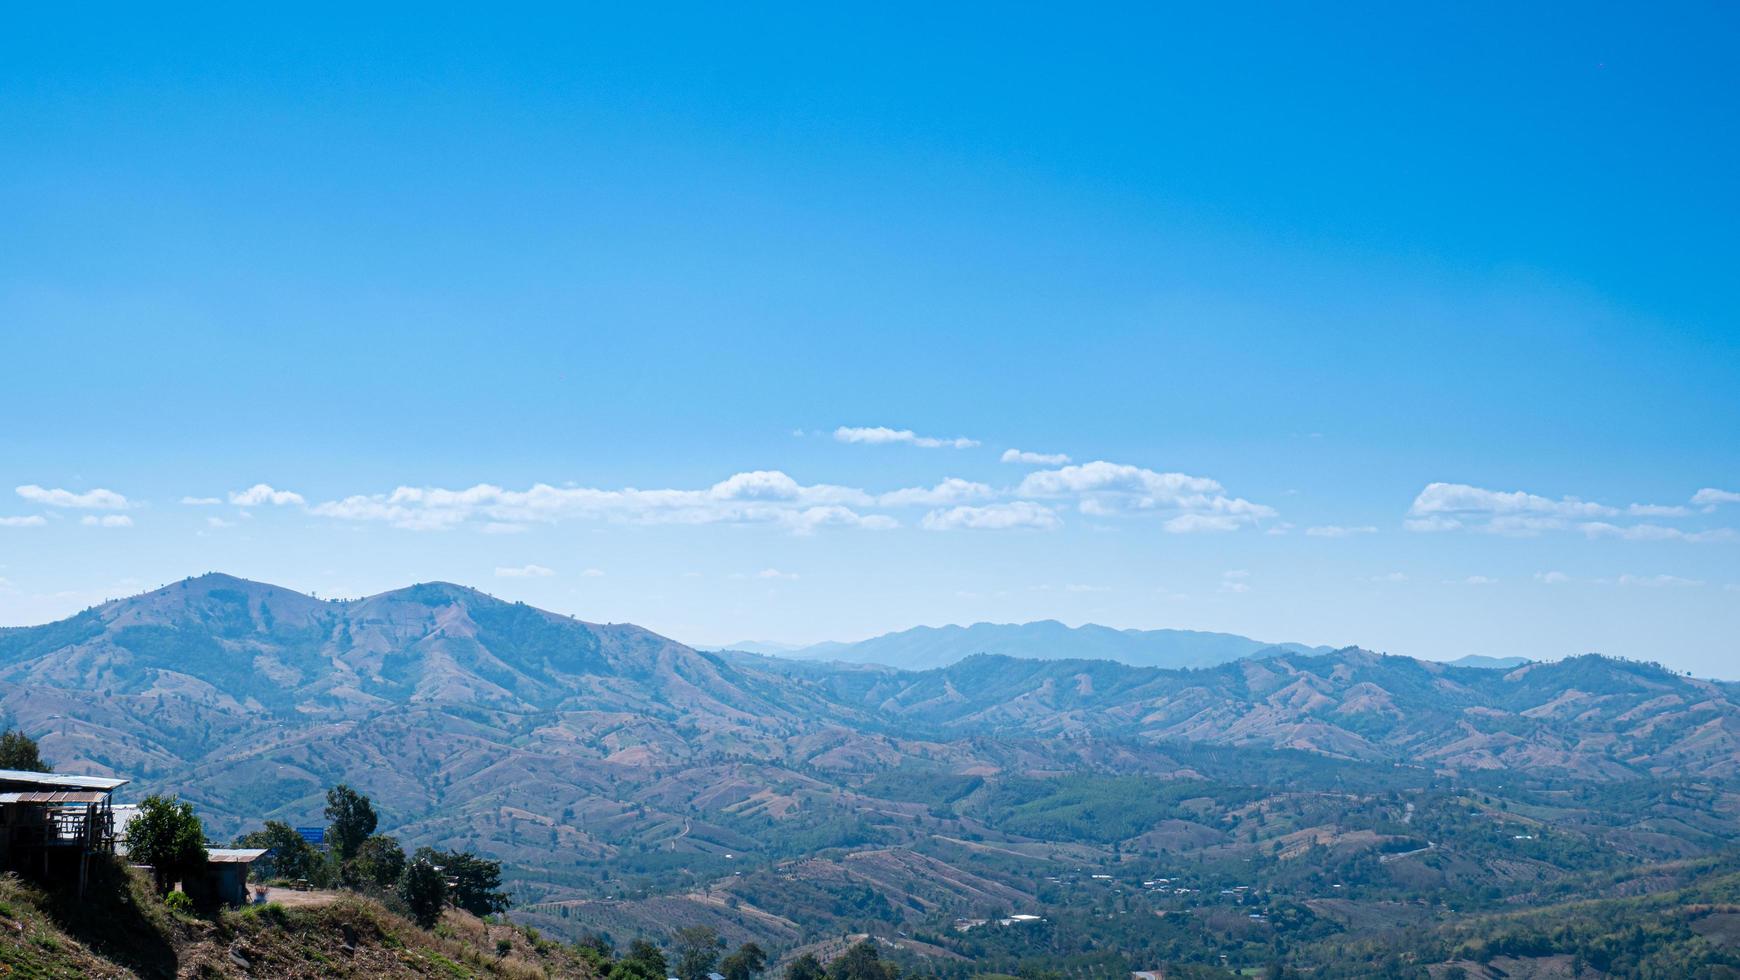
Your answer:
[193,848,269,907]
[0,768,127,895]
[206,848,269,863]
[0,768,129,793]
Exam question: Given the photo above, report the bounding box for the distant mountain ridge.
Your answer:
[717,619,1335,670]
[3,572,1737,928]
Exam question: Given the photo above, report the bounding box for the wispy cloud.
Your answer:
[1692,488,1740,510]
[17,485,131,510]
[309,471,899,535]
[229,483,305,507]
[80,515,133,528]
[1017,461,1274,532]
[1579,522,1735,543]
[180,496,223,505]
[834,425,979,449]
[1408,482,1733,540]
[1305,524,1378,537]
[1220,569,1251,593]
[495,564,555,578]
[1001,449,1071,465]
[876,478,994,507]
[1534,571,1570,584]
[1463,575,1498,585]
[0,515,47,528]
[922,501,1060,531]
[1617,573,1703,588]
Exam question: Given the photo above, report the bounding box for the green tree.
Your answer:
[354,834,406,889]
[783,954,825,980]
[609,938,669,980]
[721,942,767,980]
[673,924,724,980]
[0,730,49,772]
[827,942,896,980]
[399,857,446,928]
[324,784,378,861]
[124,794,208,893]
[413,847,508,915]
[234,820,322,883]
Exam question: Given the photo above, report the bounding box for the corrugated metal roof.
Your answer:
[206,848,268,863]
[0,791,109,804]
[0,768,128,791]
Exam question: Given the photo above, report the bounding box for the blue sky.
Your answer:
[3,5,1737,673]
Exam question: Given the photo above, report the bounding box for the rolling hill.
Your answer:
[3,573,1738,974]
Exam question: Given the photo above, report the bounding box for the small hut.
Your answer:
[0,767,129,895]
[195,849,269,906]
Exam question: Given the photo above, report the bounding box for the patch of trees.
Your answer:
[231,783,508,930]
[0,728,50,772]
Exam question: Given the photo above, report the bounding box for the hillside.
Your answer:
[3,574,1739,974]
[719,619,1331,670]
[0,854,597,978]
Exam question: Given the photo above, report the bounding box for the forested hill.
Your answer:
[3,574,1739,975]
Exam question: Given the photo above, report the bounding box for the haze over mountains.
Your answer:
[718,620,1335,671]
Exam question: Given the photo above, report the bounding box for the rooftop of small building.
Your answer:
[0,768,128,792]
[206,848,269,864]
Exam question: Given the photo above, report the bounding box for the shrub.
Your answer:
[164,891,195,915]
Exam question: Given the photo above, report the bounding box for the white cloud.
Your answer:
[1617,573,1703,588]
[755,568,798,580]
[1692,488,1740,510]
[309,471,897,535]
[1463,575,1498,585]
[1164,513,1243,534]
[833,425,979,449]
[877,478,994,507]
[1001,449,1071,465]
[580,568,605,577]
[1534,571,1570,584]
[1220,570,1251,593]
[229,484,305,507]
[80,515,133,528]
[481,522,530,534]
[1365,571,1409,583]
[180,496,223,505]
[922,501,1060,531]
[495,564,555,578]
[1579,522,1735,543]
[1305,525,1378,537]
[1411,483,1734,540]
[1410,482,1615,521]
[0,515,46,528]
[206,516,236,529]
[1018,460,1274,530]
[1628,503,1690,517]
[17,485,131,510]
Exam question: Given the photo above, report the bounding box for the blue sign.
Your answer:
[295,826,325,845]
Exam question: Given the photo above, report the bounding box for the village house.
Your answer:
[0,767,128,895]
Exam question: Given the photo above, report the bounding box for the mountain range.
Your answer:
[717,620,1334,671]
[3,573,1738,958]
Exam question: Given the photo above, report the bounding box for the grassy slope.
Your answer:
[0,859,601,979]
